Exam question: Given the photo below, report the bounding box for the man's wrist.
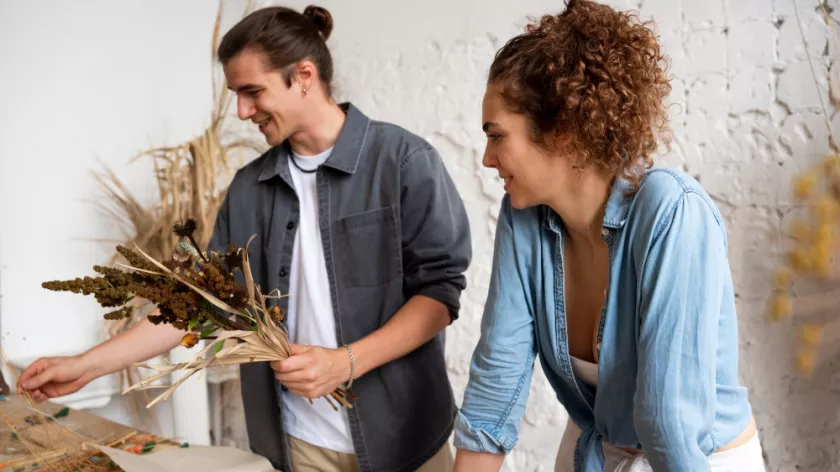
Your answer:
[79,349,111,379]
[343,344,356,388]
[330,346,353,387]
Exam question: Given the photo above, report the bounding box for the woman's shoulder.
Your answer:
[630,167,722,225]
[622,167,726,246]
[633,167,711,205]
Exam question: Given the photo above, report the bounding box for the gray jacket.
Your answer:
[207,103,472,471]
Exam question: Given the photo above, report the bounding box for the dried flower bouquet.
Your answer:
[41,218,355,410]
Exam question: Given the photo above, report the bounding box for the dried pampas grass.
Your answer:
[91,0,264,423]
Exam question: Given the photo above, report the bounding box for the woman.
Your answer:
[453,1,765,471]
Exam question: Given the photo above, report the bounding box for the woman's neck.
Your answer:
[547,170,612,244]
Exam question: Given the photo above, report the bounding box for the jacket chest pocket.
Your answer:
[335,206,402,287]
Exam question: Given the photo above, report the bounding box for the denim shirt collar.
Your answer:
[542,175,633,234]
[257,102,371,183]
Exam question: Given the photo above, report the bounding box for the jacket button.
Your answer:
[287,221,295,230]
[279,267,288,277]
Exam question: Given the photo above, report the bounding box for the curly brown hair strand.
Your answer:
[489,0,672,193]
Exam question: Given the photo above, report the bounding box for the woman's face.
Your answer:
[481,84,576,210]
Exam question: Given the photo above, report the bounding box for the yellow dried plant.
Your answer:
[769,1,840,375]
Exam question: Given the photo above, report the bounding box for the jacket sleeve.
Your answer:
[399,145,472,321]
[206,190,230,254]
[634,191,723,471]
[454,195,537,453]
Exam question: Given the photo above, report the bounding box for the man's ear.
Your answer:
[293,59,318,93]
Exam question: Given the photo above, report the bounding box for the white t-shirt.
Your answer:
[280,145,354,453]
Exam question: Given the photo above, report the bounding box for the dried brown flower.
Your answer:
[173,218,208,262]
[269,305,284,323]
[173,218,199,239]
[224,243,244,271]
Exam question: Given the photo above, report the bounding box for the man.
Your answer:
[18,5,471,472]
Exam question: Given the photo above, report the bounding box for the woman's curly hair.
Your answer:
[488,0,672,193]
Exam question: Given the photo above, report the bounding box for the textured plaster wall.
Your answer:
[2,0,838,470]
[227,1,840,470]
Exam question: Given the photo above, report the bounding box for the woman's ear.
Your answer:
[556,131,575,147]
[548,131,576,159]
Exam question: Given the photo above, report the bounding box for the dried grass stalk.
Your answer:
[1,350,146,471]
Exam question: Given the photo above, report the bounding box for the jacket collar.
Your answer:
[258,102,371,183]
[543,175,633,234]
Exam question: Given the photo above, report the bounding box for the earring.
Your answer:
[302,88,308,95]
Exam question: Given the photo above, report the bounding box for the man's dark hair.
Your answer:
[218,5,334,96]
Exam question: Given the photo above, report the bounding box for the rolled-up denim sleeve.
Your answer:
[399,145,472,321]
[634,191,722,471]
[454,196,536,454]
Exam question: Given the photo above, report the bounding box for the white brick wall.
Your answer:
[275,1,838,470]
[2,0,838,470]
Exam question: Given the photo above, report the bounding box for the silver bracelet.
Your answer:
[344,344,355,389]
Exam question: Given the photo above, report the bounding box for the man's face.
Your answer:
[223,48,306,146]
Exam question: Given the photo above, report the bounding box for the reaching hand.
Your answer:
[270,344,351,399]
[17,356,96,403]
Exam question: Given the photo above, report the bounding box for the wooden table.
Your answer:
[0,394,179,471]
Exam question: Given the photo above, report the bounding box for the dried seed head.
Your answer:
[104,307,133,320]
[269,306,285,323]
[793,172,817,200]
[224,246,244,270]
[811,195,839,224]
[773,267,792,289]
[173,218,199,238]
[769,292,792,320]
[181,332,199,348]
[796,349,816,375]
[171,246,195,269]
[799,324,824,346]
[788,248,813,273]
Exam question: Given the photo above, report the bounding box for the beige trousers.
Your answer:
[288,435,454,472]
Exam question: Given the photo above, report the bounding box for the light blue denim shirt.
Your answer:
[454,168,754,471]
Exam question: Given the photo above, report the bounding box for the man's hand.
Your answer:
[17,356,96,403]
[270,344,350,399]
